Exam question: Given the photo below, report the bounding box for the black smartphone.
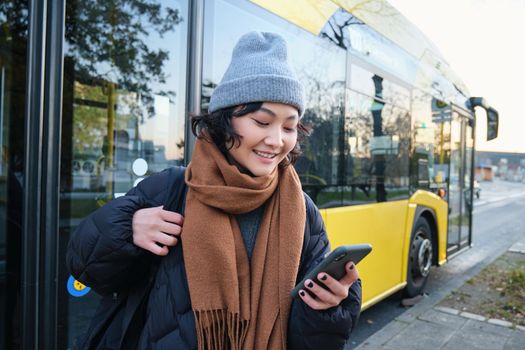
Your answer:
[290,244,372,298]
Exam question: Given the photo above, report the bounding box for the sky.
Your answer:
[388,0,525,153]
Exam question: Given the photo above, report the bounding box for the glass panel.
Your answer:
[349,64,410,109]
[58,1,189,347]
[411,90,451,195]
[203,0,347,208]
[0,0,28,347]
[320,8,418,84]
[447,117,462,252]
[410,90,434,191]
[344,89,410,205]
[460,121,473,247]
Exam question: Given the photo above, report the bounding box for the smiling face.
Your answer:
[228,102,299,177]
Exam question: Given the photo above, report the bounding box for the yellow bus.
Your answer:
[221,0,499,309]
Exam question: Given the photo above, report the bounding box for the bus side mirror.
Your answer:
[487,107,499,141]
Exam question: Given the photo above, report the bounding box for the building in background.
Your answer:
[476,151,525,182]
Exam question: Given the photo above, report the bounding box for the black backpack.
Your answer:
[77,166,187,350]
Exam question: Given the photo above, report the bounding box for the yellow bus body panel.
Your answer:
[320,200,409,309]
[408,191,448,266]
[320,191,447,310]
[250,0,338,35]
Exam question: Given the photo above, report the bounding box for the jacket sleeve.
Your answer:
[288,194,362,350]
[66,168,173,296]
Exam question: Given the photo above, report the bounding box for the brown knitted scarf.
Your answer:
[182,138,305,350]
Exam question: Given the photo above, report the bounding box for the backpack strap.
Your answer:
[120,166,187,349]
[163,165,188,215]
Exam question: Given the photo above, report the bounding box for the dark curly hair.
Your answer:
[191,102,310,165]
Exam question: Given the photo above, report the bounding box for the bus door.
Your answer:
[447,110,473,255]
[461,117,475,247]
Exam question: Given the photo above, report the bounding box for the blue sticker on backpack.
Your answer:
[67,275,91,297]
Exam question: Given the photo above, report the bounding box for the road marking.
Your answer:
[475,191,525,208]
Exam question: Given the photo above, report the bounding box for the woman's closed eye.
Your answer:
[252,118,297,134]
[252,118,269,126]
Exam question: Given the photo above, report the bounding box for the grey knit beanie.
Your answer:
[208,32,305,116]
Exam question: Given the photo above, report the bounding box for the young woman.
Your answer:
[67,31,361,350]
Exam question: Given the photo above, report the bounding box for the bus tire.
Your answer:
[404,217,433,297]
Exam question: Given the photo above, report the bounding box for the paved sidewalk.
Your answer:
[354,238,525,350]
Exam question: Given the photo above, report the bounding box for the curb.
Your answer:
[433,306,525,331]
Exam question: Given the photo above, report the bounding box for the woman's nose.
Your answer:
[264,127,284,148]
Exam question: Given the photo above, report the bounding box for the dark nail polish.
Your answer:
[307,281,314,288]
[320,274,327,281]
[299,290,305,297]
[349,264,355,270]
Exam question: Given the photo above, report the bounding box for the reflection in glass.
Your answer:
[344,89,410,205]
[320,8,418,84]
[319,7,361,50]
[447,118,462,251]
[410,90,456,200]
[1,1,28,348]
[460,122,474,245]
[412,91,442,192]
[203,0,347,208]
[410,91,434,191]
[349,64,410,109]
[59,1,189,347]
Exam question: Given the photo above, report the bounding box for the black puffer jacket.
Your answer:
[67,167,361,350]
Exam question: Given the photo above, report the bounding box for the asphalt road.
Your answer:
[345,179,525,349]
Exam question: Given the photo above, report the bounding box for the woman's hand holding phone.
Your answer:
[297,261,359,310]
[132,206,184,256]
[291,244,371,310]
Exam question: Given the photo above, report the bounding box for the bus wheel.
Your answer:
[405,217,433,297]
